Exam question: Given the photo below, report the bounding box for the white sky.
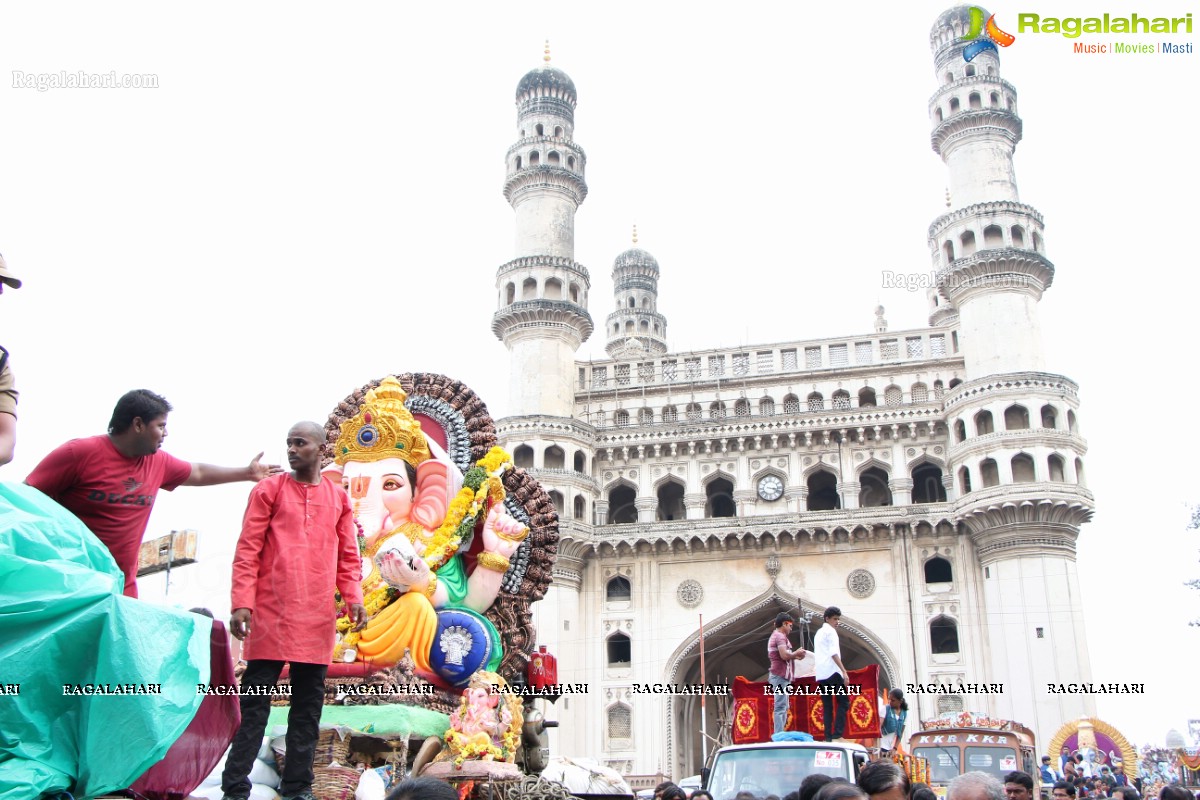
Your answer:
[1,1,1197,751]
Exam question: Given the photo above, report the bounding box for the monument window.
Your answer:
[759,397,775,416]
[954,420,966,442]
[783,394,800,415]
[548,490,564,514]
[806,470,840,511]
[911,383,929,403]
[912,463,947,503]
[858,387,877,408]
[984,225,1004,248]
[1011,453,1036,483]
[606,632,631,667]
[958,466,972,494]
[662,405,678,423]
[1048,454,1066,482]
[930,616,960,654]
[606,576,631,602]
[979,458,999,487]
[807,392,824,411]
[1004,404,1029,430]
[705,477,736,518]
[974,410,994,436]
[960,230,976,256]
[573,495,585,520]
[573,450,586,472]
[859,467,892,507]
[544,445,565,469]
[832,390,851,410]
[925,556,953,583]
[1041,404,1057,429]
[514,445,534,469]
[607,484,637,524]
[657,480,686,521]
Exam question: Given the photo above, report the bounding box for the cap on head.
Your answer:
[0,253,21,289]
[774,612,794,627]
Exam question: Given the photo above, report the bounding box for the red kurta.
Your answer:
[231,473,362,664]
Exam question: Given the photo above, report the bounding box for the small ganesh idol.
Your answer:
[323,377,528,686]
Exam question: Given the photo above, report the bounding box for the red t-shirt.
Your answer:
[26,435,192,598]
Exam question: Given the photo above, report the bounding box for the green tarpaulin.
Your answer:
[0,483,210,799]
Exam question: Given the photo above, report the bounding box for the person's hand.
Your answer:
[248,452,283,481]
[794,648,807,660]
[230,608,253,640]
[482,505,528,558]
[348,603,367,632]
[378,550,431,592]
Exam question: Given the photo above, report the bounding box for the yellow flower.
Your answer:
[479,447,513,475]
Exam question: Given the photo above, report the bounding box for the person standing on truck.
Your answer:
[767,611,808,735]
[815,606,850,742]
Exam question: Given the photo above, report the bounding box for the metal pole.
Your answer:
[164,529,176,596]
[700,613,708,769]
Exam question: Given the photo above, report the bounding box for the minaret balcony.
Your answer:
[491,298,594,342]
[931,109,1023,155]
[497,255,590,284]
[936,248,1054,304]
[504,165,588,205]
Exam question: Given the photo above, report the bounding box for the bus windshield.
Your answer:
[914,747,961,783]
[964,746,1020,780]
[708,747,853,800]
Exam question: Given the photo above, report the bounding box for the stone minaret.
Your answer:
[930,7,1095,749]
[928,6,1052,378]
[604,226,668,358]
[492,44,592,418]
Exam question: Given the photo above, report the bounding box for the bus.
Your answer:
[909,714,1037,795]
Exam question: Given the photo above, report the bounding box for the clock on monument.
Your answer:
[757,474,784,502]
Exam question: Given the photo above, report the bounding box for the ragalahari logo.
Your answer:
[961,7,1017,61]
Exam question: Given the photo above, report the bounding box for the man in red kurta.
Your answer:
[222,421,365,800]
[25,388,282,597]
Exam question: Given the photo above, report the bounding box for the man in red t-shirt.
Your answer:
[26,388,282,598]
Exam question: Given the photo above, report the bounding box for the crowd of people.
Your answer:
[646,761,1200,800]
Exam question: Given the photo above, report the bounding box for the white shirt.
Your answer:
[814,622,842,680]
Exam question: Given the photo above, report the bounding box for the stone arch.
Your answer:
[661,588,901,777]
[605,478,638,524]
[544,444,565,469]
[702,470,736,518]
[655,476,686,521]
[513,444,534,469]
[858,465,892,507]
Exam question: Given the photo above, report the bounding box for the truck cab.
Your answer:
[704,741,870,800]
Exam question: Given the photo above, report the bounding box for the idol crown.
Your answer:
[334,376,432,467]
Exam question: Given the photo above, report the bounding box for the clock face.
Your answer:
[757,474,784,501]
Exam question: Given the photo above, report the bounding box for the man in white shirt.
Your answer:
[814,606,849,742]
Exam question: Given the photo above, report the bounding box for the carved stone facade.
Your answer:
[492,8,1098,780]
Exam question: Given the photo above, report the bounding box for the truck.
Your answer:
[908,713,1037,796]
[703,741,870,800]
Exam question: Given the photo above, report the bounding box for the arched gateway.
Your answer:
[662,589,901,778]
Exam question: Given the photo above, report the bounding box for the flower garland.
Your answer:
[333,447,515,648]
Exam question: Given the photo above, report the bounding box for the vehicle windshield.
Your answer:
[964,746,1020,780]
[914,747,961,784]
[708,747,852,800]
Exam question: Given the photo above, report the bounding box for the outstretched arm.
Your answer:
[184,452,282,486]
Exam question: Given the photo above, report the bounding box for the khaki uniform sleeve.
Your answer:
[0,357,17,418]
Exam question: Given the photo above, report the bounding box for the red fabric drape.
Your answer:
[129,619,241,800]
[731,665,881,744]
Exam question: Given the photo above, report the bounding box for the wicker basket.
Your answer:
[273,727,354,774]
[312,764,362,800]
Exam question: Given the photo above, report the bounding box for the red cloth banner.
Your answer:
[731,665,881,745]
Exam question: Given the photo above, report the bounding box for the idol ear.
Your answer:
[410,460,450,530]
[322,462,344,483]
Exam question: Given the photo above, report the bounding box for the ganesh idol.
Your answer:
[322,376,528,687]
